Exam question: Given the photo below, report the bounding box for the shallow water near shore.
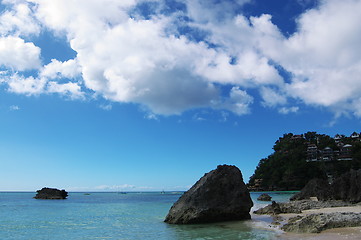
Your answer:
[0,191,292,240]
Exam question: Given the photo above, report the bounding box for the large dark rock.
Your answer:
[290,169,361,203]
[332,169,361,203]
[34,187,68,199]
[257,193,272,201]
[164,165,253,224]
[290,178,331,201]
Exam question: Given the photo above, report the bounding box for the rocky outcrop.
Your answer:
[164,165,253,224]
[282,212,361,233]
[254,201,301,215]
[290,169,361,203]
[332,169,361,203]
[34,187,68,199]
[257,193,272,201]
[254,200,354,215]
[290,178,331,201]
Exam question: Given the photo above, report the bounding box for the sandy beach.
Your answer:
[278,205,361,239]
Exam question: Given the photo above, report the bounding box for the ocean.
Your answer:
[0,191,294,240]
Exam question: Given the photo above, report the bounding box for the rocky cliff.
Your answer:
[291,169,361,203]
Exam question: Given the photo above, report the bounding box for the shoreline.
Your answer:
[252,204,361,239]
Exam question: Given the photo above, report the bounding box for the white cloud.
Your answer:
[192,111,207,121]
[0,2,40,36]
[6,73,84,99]
[9,105,20,111]
[0,0,361,118]
[99,104,113,111]
[278,106,299,115]
[214,87,254,115]
[94,184,136,191]
[254,0,361,116]
[228,87,254,115]
[7,74,46,95]
[41,59,81,80]
[0,36,41,71]
[31,0,136,36]
[195,48,283,87]
[47,81,84,100]
[12,0,271,116]
[260,86,287,107]
[189,13,283,88]
[67,184,156,192]
[0,0,279,116]
[145,112,159,120]
[38,5,222,114]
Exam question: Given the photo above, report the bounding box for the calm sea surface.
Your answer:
[0,192,294,240]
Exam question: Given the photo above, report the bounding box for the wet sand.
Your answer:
[281,227,361,240]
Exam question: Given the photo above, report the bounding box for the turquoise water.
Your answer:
[0,192,293,240]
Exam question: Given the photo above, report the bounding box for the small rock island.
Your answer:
[34,187,68,199]
[164,165,253,224]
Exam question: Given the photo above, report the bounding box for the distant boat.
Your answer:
[161,190,165,194]
[84,193,91,195]
[119,192,127,194]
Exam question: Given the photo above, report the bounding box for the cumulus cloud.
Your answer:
[5,73,84,99]
[40,59,81,80]
[0,2,40,36]
[9,0,260,115]
[47,81,84,100]
[255,0,361,115]
[7,74,46,95]
[215,87,254,115]
[260,87,287,107]
[0,0,360,118]
[0,36,41,71]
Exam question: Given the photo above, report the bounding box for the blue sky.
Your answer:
[1,0,361,191]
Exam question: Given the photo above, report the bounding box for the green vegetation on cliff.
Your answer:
[248,132,361,191]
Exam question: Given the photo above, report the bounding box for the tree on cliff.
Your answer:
[248,132,361,191]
